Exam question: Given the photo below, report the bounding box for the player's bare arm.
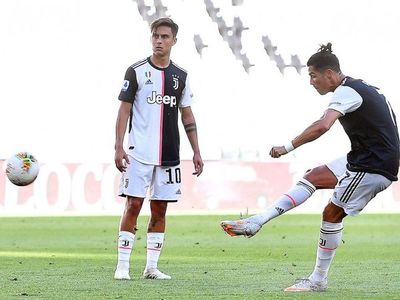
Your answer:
[180,106,204,176]
[114,101,132,172]
[270,109,342,158]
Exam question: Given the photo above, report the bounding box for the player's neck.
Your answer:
[337,73,346,83]
[150,55,170,69]
[330,73,346,91]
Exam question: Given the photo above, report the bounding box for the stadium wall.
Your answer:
[1,161,400,216]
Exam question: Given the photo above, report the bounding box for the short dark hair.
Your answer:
[307,43,341,72]
[150,17,179,38]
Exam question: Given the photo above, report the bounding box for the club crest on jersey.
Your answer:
[172,75,179,90]
[147,91,177,107]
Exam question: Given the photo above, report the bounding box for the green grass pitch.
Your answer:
[0,214,399,299]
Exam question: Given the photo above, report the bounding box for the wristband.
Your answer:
[284,142,295,153]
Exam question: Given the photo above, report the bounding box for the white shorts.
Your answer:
[326,157,392,216]
[325,156,347,179]
[118,156,182,202]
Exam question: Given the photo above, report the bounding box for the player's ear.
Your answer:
[325,68,335,79]
[173,37,177,45]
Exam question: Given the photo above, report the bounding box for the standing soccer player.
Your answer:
[114,17,203,280]
[221,43,399,291]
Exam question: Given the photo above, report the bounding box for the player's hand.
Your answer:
[114,147,130,172]
[192,153,204,176]
[269,146,288,158]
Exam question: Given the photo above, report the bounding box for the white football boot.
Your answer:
[220,218,262,238]
[114,262,131,280]
[114,269,131,280]
[284,278,327,292]
[143,269,171,280]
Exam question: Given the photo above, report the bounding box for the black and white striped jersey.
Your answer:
[328,76,399,181]
[118,57,194,166]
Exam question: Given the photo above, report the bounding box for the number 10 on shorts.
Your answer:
[165,167,181,184]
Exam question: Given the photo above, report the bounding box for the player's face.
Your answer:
[308,66,331,95]
[151,26,176,57]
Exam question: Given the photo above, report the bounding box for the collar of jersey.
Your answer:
[147,56,172,70]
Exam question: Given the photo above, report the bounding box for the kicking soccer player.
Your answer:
[114,17,203,280]
[221,43,399,291]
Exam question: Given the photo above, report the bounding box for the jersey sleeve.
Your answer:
[118,66,138,103]
[328,85,362,115]
[179,75,194,108]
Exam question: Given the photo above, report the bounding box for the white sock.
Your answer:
[145,232,165,271]
[116,231,135,271]
[249,178,316,225]
[309,221,343,283]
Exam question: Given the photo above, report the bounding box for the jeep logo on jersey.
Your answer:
[147,91,177,107]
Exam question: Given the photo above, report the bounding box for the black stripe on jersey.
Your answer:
[339,172,366,203]
[160,63,188,166]
[130,58,147,69]
[119,67,138,104]
[320,228,343,234]
[171,61,188,74]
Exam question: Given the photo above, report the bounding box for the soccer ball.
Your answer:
[5,152,40,186]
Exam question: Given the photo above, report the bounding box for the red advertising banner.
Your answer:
[1,161,399,216]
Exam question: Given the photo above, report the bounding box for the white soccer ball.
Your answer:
[5,152,40,186]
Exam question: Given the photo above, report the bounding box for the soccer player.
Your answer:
[221,43,399,291]
[114,17,203,280]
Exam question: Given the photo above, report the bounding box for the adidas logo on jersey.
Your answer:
[145,79,153,85]
[147,91,177,107]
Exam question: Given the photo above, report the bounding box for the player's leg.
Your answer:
[308,202,346,289]
[250,165,335,223]
[115,196,144,280]
[114,157,152,280]
[143,164,181,280]
[285,171,392,292]
[221,157,346,237]
[284,201,346,292]
[143,200,171,279]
